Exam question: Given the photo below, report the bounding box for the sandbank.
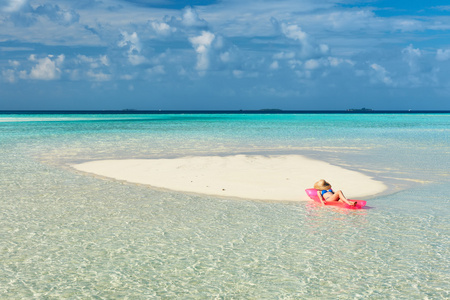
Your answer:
[71,155,387,201]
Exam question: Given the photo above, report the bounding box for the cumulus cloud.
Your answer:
[2,69,16,83]
[76,54,109,68]
[269,61,279,70]
[436,49,450,61]
[281,23,307,41]
[328,57,354,67]
[118,31,147,65]
[151,21,175,36]
[232,69,258,79]
[274,19,329,59]
[232,70,243,78]
[274,52,295,60]
[1,60,21,83]
[325,10,377,31]
[402,44,422,72]
[69,54,111,81]
[2,0,27,13]
[181,6,208,28]
[189,31,215,73]
[400,44,439,86]
[280,23,315,58]
[86,70,111,81]
[2,1,79,27]
[118,31,141,54]
[288,59,302,69]
[9,60,20,67]
[147,65,165,76]
[304,59,320,70]
[26,54,65,80]
[220,51,231,63]
[370,63,394,86]
[34,4,80,26]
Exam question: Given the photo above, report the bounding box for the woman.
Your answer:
[314,179,357,206]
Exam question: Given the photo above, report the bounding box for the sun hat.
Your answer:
[314,179,331,190]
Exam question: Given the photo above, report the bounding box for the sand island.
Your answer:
[72,155,387,201]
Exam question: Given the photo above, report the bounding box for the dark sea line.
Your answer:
[0,110,449,115]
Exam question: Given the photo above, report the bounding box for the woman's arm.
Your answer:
[317,190,325,205]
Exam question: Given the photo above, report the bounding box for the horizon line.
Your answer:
[0,109,449,114]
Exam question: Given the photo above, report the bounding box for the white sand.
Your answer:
[72,155,387,201]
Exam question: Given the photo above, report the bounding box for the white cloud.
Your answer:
[398,44,440,87]
[189,31,215,72]
[304,59,319,70]
[2,69,16,83]
[392,19,423,32]
[233,70,243,78]
[18,70,27,80]
[323,10,376,31]
[1,60,21,82]
[288,60,302,69]
[151,21,175,36]
[181,7,208,28]
[2,0,27,13]
[76,54,109,68]
[370,63,393,86]
[232,69,258,79]
[28,54,65,80]
[87,70,111,81]
[118,31,147,65]
[402,44,422,73]
[34,4,80,26]
[100,55,109,66]
[147,65,165,75]
[69,54,112,81]
[328,57,354,67]
[9,60,20,67]
[319,44,329,55]
[402,44,421,59]
[128,54,147,66]
[118,31,141,53]
[295,70,312,79]
[277,21,329,59]
[220,52,230,63]
[270,61,279,70]
[436,49,450,61]
[281,23,308,42]
[274,51,295,60]
[121,74,134,80]
[280,22,314,59]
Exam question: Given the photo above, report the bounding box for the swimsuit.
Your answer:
[321,189,333,199]
[321,189,333,196]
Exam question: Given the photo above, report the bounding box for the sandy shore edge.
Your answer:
[71,155,387,201]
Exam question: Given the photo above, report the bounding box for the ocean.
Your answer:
[0,113,448,298]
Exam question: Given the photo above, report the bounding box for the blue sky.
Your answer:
[1,0,450,110]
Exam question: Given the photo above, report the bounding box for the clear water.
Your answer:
[0,113,448,298]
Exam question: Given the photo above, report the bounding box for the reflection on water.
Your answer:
[0,114,448,298]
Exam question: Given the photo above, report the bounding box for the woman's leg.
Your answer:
[326,190,356,206]
[336,190,357,206]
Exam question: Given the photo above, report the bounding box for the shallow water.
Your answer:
[0,113,448,298]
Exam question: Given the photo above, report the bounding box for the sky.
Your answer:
[1,0,450,110]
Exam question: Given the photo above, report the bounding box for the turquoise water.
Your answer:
[0,113,448,298]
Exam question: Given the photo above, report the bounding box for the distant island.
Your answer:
[346,108,373,112]
[258,109,283,112]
